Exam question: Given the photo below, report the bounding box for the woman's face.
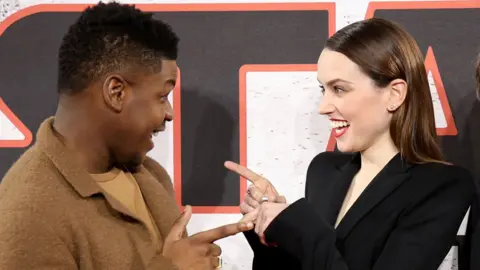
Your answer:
[316,49,396,153]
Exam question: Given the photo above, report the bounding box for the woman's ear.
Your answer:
[386,79,407,112]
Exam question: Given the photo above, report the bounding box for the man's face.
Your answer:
[105,60,177,171]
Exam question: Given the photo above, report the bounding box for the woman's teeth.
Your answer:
[330,120,350,129]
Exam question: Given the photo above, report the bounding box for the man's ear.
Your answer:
[102,75,128,113]
[386,78,408,112]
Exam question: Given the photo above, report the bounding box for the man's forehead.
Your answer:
[145,60,177,81]
[161,60,178,74]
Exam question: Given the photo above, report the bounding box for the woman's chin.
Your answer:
[335,142,358,153]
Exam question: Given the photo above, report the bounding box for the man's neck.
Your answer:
[53,104,111,174]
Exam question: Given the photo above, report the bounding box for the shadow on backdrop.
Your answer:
[181,88,235,207]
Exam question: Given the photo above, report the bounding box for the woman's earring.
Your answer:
[388,104,396,111]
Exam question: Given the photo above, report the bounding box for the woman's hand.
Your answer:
[251,202,289,238]
[224,161,288,245]
[240,200,289,246]
[224,161,286,213]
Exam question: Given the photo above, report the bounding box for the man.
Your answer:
[0,2,252,269]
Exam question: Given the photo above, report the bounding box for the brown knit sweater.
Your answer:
[0,117,182,269]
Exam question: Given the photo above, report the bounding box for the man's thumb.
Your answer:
[167,205,192,242]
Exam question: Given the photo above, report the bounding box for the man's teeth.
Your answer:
[152,131,159,137]
[330,121,350,129]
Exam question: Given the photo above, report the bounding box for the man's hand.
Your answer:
[162,205,254,269]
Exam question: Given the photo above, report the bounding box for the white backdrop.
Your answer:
[0,0,468,269]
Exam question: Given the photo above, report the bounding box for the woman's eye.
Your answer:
[319,85,325,95]
[333,86,344,93]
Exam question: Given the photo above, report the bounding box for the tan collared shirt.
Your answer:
[91,168,161,250]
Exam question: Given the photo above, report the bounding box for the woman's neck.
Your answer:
[360,134,399,172]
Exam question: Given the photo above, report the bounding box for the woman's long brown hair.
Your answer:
[325,18,444,164]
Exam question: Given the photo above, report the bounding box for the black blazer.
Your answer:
[467,180,480,269]
[244,151,475,270]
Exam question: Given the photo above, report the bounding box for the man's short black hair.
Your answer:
[57,1,179,94]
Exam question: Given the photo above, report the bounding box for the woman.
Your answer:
[225,18,476,270]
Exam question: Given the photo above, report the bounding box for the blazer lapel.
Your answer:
[335,153,412,240]
[325,154,360,226]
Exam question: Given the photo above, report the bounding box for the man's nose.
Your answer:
[165,100,174,121]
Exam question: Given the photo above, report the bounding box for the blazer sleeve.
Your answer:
[0,209,77,269]
[263,171,474,270]
[468,180,480,270]
[243,230,301,269]
[243,151,341,269]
